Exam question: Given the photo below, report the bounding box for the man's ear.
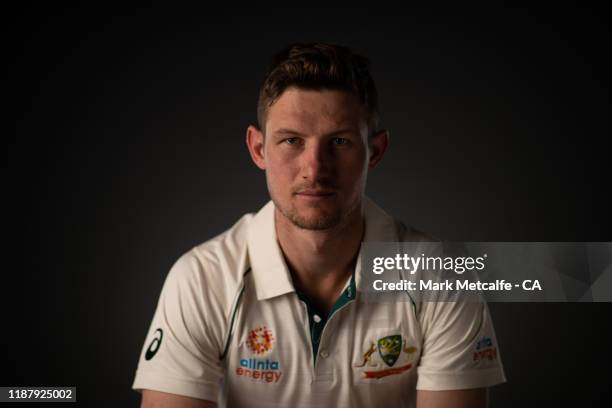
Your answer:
[246,125,266,170]
[368,129,389,169]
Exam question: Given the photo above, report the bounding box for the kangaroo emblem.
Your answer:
[355,342,377,367]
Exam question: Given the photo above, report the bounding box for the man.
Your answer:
[132,42,506,407]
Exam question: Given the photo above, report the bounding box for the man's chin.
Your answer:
[289,209,341,231]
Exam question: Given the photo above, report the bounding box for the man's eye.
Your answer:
[332,137,349,145]
[285,137,300,145]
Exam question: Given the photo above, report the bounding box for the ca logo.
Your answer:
[145,328,163,360]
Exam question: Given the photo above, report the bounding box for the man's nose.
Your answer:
[301,141,332,180]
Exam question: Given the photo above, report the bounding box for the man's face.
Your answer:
[258,87,372,230]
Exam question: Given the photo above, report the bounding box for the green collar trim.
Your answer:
[295,269,357,365]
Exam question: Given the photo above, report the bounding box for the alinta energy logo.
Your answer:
[473,336,497,363]
[247,326,275,355]
[235,326,282,383]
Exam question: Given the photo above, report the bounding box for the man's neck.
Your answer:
[274,203,365,315]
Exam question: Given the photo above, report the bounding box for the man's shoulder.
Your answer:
[191,212,254,266]
[365,197,437,243]
[395,220,438,242]
[166,212,256,298]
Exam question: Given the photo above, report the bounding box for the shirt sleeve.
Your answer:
[416,297,507,390]
[132,251,224,402]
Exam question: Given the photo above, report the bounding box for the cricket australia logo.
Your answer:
[378,335,402,366]
[355,334,418,379]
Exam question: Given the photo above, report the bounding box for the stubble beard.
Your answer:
[274,193,361,231]
[279,202,342,230]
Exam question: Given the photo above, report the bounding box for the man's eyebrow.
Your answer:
[273,128,305,137]
[272,128,358,137]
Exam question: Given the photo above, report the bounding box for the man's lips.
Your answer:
[295,190,336,197]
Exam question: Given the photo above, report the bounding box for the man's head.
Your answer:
[246,42,388,231]
[256,43,380,136]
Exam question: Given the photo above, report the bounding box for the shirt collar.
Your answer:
[246,197,399,300]
[355,197,400,290]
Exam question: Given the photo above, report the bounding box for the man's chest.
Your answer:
[221,292,422,407]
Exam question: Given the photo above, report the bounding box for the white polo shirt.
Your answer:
[132,198,506,407]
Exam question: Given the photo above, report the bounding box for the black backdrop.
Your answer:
[6,6,611,407]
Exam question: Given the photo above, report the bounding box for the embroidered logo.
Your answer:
[236,326,282,383]
[144,328,163,360]
[355,334,417,379]
[473,336,497,362]
[378,335,402,367]
[355,342,377,367]
[247,326,275,355]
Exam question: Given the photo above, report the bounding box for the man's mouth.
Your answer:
[295,190,336,197]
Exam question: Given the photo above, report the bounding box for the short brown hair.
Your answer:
[257,42,380,136]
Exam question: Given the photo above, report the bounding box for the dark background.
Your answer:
[5,6,610,407]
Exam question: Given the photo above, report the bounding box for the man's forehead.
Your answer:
[266,87,366,135]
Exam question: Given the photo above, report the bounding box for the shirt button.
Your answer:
[320,349,329,358]
[313,314,322,323]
